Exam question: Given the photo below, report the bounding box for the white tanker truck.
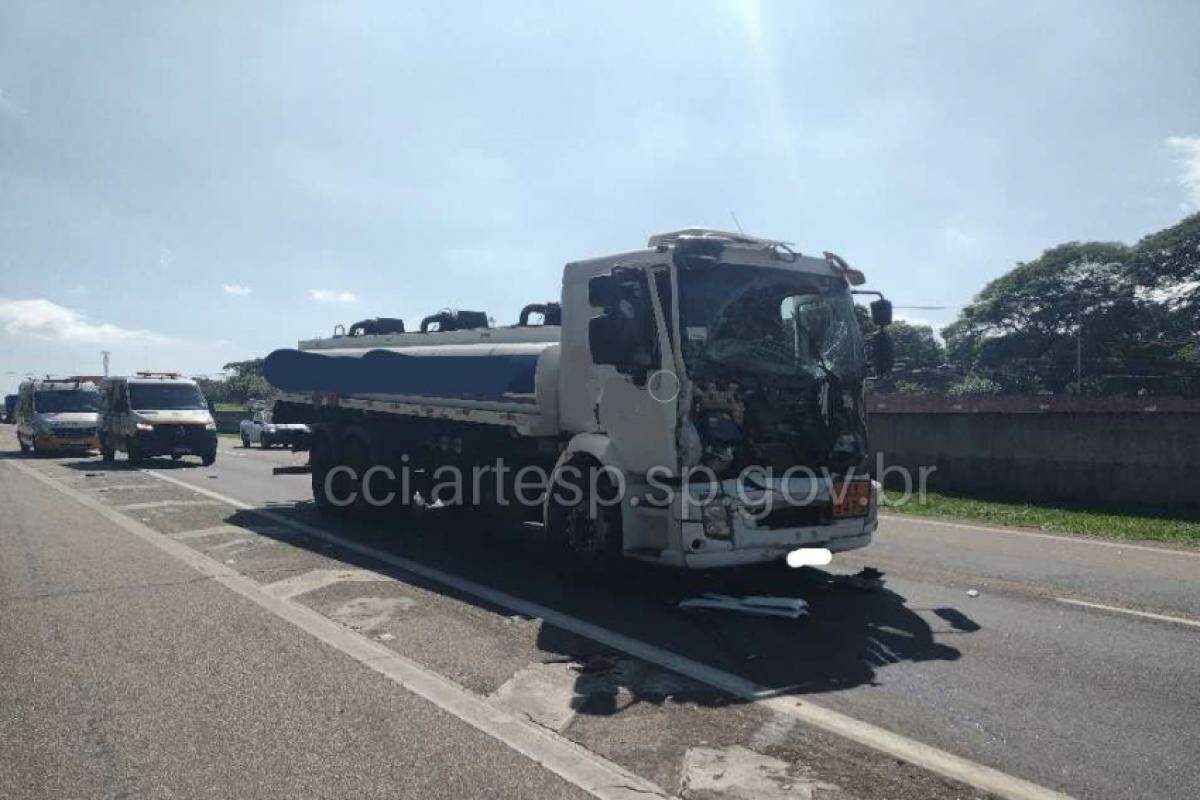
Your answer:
[265,229,896,572]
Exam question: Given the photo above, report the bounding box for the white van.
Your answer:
[98,373,218,466]
[15,378,102,454]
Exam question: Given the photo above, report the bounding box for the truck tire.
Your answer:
[100,436,115,463]
[126,442,143,466]
[19,438,31,454]
[200,450,216,467]
[547,461,624,576]
[310,435,346,518]
[241,432,250,448]
[340,436,376,521]
[260,434,271,449]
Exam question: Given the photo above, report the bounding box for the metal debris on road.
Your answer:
[678,594,809,619]
[967,589,980,598]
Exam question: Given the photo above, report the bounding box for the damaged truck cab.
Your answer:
[558,229,890,568]
[267,229,892,572]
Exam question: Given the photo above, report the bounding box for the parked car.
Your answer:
[98,372,218,465]
[240,407,309,449]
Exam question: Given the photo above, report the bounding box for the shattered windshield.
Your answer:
[34,389,101,413]
[681,266,866,383]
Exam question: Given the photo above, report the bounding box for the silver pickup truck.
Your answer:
[240,408,309,449]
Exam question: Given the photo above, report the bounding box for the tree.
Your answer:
[1132,212,1200,318]
[856,308,950,393]
[220,358,274,405]
[940,217,1200,396]
[196,358,275,407]
[942,241,1143,394]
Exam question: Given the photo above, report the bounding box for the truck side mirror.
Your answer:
[589,316,635,366]
[872,330,895,375]
[870,298,893,327]
[587,271,656,371]
[588,275,617,308]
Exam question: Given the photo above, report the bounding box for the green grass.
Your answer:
[214,403,247,412]
[881,490,1200,545]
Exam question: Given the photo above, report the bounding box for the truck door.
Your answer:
[589,267,679,475]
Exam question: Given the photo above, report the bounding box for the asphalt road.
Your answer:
[2,430,1197,799]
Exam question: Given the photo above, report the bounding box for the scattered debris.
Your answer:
[375,632,395,642]
[967,589,980,598]
[679,594,809,619]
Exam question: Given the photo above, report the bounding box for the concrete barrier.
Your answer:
[867,395,1200,509]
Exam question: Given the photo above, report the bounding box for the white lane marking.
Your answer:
[680,746,835,800]
[264,568,392,600]
[1056,598,1200,629]
[89,484,157,492]
[880,514,1200,558]
[490,662,582,732]
[141,467,1071,800]
[6,459,672,800]
[115,499,223,511]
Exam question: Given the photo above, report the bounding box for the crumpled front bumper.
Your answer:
[671,476,879,569]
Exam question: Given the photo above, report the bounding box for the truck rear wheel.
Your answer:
[547,462,624,576]
[310,435,346,518]
[100,435,115,463]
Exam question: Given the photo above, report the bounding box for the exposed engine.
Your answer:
[691,378,867,478]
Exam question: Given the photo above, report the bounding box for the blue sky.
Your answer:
[2,1,1199,396]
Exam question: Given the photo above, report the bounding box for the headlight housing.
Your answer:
[204,421,217,431]
[702,501,733,540]
[135,422,155,432]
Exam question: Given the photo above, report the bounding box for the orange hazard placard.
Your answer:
[832,480,872,518]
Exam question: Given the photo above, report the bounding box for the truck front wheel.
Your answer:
[547,463,624,576]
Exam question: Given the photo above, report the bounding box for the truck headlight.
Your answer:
[204,421,217,431]
[702,502,733,540]
[136,422,154,432]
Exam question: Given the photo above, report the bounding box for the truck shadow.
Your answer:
[219,503,971,716]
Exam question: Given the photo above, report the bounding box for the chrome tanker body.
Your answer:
[264,230,895,572]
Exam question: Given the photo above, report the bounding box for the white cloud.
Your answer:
[939,225,979,250]
[308,289,358,304]
[222,283,252,296]
[0,297,170,344]
[1166,135,1200,210]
